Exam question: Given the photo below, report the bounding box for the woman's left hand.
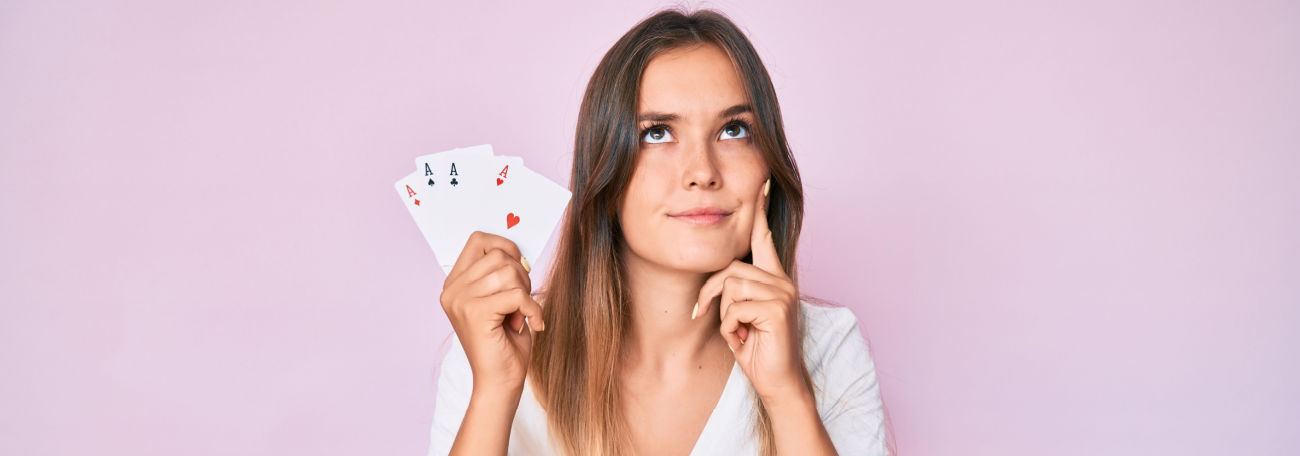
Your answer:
[694,177,809,403]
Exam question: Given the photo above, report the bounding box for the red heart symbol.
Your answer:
[496,177,504,186]
[506,212,520,229]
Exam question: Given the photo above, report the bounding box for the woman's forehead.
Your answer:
[638,43,748,119]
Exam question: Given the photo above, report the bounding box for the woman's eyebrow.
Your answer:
[636,103,753,122]
[718,103,753,118]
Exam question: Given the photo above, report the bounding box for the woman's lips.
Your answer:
[670,213,729,225]
[669,206,733,226]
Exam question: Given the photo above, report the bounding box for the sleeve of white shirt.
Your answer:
[427,336,473,456]
[812,307,891,456]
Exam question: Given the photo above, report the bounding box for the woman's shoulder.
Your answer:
[796,298,891,455]
[797,298,876,374]
[798,298,860,329]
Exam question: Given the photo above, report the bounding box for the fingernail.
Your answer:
[520,256,531,273]
[539,319,545,331]
[762,178,771,197]
[691,302,699,320]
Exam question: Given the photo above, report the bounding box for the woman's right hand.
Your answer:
[439,231,545,396]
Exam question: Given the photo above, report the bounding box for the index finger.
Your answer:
[448,231,527,282]
[750,177,783,275]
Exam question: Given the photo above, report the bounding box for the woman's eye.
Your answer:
[643,126,673,144]
[719,123,749,140]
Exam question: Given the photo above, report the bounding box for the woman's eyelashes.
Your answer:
[639,119,752,144]
[642,124,674,144]
[720,119,749,140]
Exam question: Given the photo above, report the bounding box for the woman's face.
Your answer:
[618,43,769,274]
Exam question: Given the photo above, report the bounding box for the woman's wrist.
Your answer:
[761,385,838,455]
[760,384,816,414]
[471,382,524,409]
[449,386,524,456]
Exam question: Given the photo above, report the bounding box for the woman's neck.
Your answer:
[619,249,727,376]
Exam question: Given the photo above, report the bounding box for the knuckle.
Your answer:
[462,232,483,251]
[510,287,530,301]
[486,266,511,290]
[770,303,789,319]
[439,288,453,310]
[444,297,466,322]
[486,248,510,262]
[525,296,541,315]
[723,276,743,291]
[469,230,487,242]
[769,300,790,314]
[476,270,498,291]
[499,263,521,282]
[509,289,533,314]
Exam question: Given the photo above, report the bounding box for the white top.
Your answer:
[426,300,891,455]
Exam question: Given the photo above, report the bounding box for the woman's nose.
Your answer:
[683,140,721,189]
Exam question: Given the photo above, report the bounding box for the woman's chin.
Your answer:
[665,249,743,273]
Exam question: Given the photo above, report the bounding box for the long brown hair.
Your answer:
[530,8,812,455]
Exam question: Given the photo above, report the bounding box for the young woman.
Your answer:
[429,9,891,456]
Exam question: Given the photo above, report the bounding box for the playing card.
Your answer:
[395,144,570,276]
[414,144,495,194]
[439,154,525,256]
[475,165,571,265]
[394,170,462,272]
[413,146,506,271]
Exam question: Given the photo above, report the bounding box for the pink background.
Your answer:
[2,1,1297,454]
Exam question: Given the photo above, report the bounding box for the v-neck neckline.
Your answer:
[689,359,744,455]
[520,359,747,455]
